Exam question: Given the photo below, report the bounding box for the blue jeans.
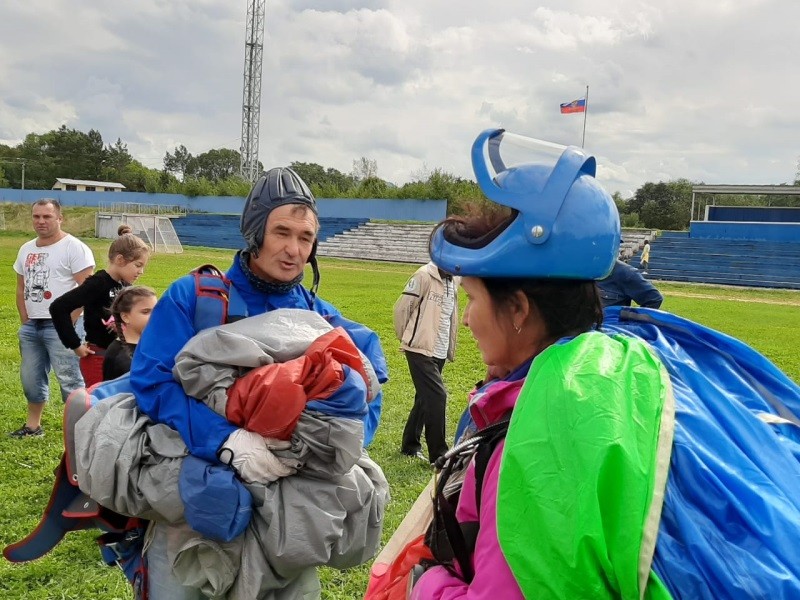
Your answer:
[17,318,85,404]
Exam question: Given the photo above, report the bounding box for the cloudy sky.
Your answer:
[1,0,798,196]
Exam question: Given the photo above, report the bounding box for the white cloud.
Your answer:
[0,0,799,194]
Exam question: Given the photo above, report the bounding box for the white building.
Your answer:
[52,178,125,192]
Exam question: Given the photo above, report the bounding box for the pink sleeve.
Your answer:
[410,442,524,600]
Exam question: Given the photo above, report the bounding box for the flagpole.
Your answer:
[581,85,589,148]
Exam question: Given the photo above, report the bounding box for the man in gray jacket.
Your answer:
[394,261,458,464]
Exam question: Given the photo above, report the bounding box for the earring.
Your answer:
[514,323,521,334]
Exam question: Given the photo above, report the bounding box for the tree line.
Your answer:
[1,126,798,228]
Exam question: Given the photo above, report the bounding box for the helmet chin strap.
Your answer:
[309,257,320,298]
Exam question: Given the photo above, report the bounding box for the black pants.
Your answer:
[401,351,448,463]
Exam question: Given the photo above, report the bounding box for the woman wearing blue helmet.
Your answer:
[408,129,675,599]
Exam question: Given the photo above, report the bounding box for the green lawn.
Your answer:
[1,233,798,599]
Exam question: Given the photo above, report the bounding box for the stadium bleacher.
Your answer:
[631,231,800,290]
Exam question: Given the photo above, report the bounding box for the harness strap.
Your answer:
[434,459,476,582]
[473,420,510,516]
[192,263,248,328]
[429,418,511,583]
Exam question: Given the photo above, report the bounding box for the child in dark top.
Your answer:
[50,234,150,387]
[102,286,157,381]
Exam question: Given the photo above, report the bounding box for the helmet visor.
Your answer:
[480,132,567,195]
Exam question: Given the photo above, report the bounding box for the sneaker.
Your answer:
[9,424,44,438]
[400,449,427,461]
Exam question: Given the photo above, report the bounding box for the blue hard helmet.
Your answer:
[429,128,620,280]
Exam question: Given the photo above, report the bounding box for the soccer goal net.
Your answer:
[96,212,184,254]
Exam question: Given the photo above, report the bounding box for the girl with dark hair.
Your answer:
[50,234,150,386]
[102,286,157,381]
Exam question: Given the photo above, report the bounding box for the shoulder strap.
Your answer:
[472,418,511,517]
[428,417,511,583]
[191,264,247,329]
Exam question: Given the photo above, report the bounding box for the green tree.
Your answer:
[635,179,693,230]
[0,165,9,188]
[163,144,194,181]
[183,177,216,197]
[290,162,355,196]
[102,138,133,182]
[193,148,241,182]
[354,176,389,198]
[214,176,252,197]
[16,126,106,187]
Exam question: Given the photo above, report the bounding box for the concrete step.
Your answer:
[318,222,434,263]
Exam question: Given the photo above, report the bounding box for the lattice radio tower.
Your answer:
[240,0,266,183]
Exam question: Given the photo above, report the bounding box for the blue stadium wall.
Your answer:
[690,221,800,242]
[706,206,800,223]
[0,188,446,221]
[692,205,800,242]
[172,214,371,249]
[1,188,446,250]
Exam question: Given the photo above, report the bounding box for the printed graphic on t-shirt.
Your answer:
[23,252,51,303]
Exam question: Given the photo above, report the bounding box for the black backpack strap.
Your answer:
[432,458,476,582]
[473,419,510,518]
[428,417,511,583]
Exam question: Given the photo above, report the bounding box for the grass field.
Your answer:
[1,231,799,599]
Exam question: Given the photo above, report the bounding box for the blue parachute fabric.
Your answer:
[603,307,800,599]
[327,313,388,447]
[97,526,148,595]
[306,364,369,419]
[89,372,133,403]
[179,455,252,542]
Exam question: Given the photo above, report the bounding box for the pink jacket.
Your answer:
[411,374,527,600]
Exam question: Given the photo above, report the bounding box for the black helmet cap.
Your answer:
[240,167,318,254]
[240,167,321,296]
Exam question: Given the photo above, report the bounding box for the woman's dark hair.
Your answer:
[109,285,157,343]
[438,213,604,338]
[483,278,603,340]
[117,223,132,236]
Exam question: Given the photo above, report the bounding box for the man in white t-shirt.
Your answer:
[11,198,95,438]
[393,261,459,464]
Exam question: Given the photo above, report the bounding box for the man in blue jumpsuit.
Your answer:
[597,259,663,309]
[130,167,387,599]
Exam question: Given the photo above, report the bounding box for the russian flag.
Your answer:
[560,98,586,114]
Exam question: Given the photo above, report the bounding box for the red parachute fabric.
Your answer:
[226,327,369,440]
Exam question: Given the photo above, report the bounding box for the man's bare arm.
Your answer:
[16,274,28,324]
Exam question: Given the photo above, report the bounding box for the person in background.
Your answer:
[50,234,150,387]
[640,239,651,272]
[102,286,157,381]
[11,198,94,438]
[117,223,132,236]
[394,261,459,465]
[597,259,663,309]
